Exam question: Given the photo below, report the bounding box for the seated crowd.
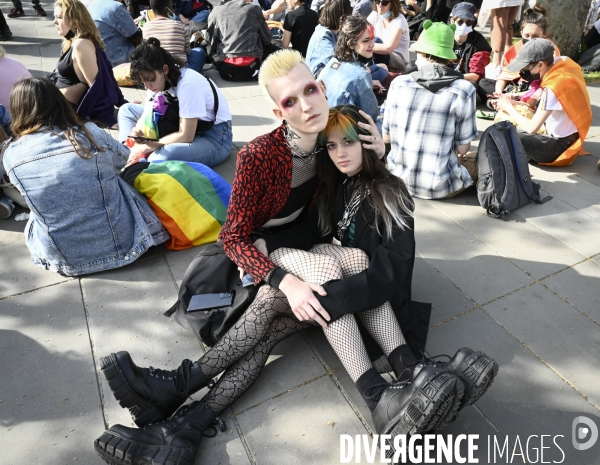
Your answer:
[0,0,595,463]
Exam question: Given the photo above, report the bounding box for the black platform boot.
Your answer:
[94,400,218,465]
[100,351,211,427]
[372,365,463,462]
[433,347,499,409]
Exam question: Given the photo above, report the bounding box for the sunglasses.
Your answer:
[454,18,474,26]
[376,0,391,5]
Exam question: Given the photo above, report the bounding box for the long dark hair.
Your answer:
[317,105,414,239]
[130,37,183,85]
[334,15,374,62]
[9,77,101,158]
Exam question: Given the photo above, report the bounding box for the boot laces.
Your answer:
[162,402,227,438]
[404,351,451,370]
[364,367,413,400]
[148,359,194,398]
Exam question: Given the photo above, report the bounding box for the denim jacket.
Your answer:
[207,0,272,60]
[3,123,170,276]
[318,58,379,124]
[84,0,139,66]
[305,25,336,77]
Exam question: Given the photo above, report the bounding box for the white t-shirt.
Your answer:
[540,87,578,138]
[367,12,410,63]
[145,68,232,125]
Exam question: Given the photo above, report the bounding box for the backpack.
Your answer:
[578,43,600,72]
[164,242,262,346]
[476,121,550,220]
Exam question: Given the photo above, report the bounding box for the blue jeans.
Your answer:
[369,64,388,82]
[190,9,210,23]
[187,47,207,73]
[117,103,233,166]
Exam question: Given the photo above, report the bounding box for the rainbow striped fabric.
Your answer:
[134,161,231,250]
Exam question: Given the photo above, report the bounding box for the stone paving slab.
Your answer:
[231,332,329,413]
[426,309,600,465]
[426,192,587,280]
[81,255,203,427]
[0,221,71,299]
[484,283,600,407]
[543,258,600,324]
[414,198,534,305]
[0,280,104,465]
[515,189,600,258]
[234,375,368,465]
[412,257,476,326]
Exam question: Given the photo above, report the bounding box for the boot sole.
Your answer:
[94,430,189,465]
[429,377,465,432]
[100,353,165,428]
[455,352,499,409]
[382,371,459,460]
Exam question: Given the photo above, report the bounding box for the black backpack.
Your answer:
[476,121,550,220]
[164,243,261,346]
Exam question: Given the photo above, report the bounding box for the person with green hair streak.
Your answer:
[383,20,479,200]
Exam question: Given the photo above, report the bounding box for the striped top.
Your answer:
[142,17,190,64]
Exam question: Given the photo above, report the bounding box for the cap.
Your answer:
[410,20,457,61]
[451,2,477,21]
[506,38,555,72]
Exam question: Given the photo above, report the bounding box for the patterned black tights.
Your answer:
[201,245,406,414]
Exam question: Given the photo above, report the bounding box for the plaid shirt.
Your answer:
[383,74,478,199]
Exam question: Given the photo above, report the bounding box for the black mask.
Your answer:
[519,66,540,82]
[65,30,75,40]
[522,38,529,44]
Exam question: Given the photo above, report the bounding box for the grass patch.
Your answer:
[584,71,600,84]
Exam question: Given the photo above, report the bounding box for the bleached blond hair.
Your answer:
[258,49,307,102]
[0,46,6,59]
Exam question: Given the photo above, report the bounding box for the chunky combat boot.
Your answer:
[431,347,499,409]
[372,365,463,462]
[100,351,211,427]
[94,400,218,465]
[371,364,462,436]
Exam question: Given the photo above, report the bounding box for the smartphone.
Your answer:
[187,291,235,312]
[129,135,159,142]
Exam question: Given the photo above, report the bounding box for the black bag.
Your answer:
[156,76,220,137]
[579,43,600,72]
[214,58,261,82]
[476,121,550,220]
[164,243,261,346]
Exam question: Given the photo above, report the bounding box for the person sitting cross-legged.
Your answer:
[384,20,478,199]
[492,38,592,167]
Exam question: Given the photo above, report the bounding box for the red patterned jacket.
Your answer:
[218,124,317,283]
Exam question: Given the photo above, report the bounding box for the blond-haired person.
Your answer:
[93,50,395,465]
[53,0,125,127]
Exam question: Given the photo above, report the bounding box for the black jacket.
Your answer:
[263,183,431,356]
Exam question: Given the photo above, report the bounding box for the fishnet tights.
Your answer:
[201,245,407,412]
[310,244,406,358]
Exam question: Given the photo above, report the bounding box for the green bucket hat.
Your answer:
[410,20,457,61]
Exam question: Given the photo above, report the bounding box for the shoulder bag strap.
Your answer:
[205,76,219,122]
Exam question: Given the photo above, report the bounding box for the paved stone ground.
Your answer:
[1,5,600,464]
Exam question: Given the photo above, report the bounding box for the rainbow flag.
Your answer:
[134,161,231,250]
[139,106,160,140]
